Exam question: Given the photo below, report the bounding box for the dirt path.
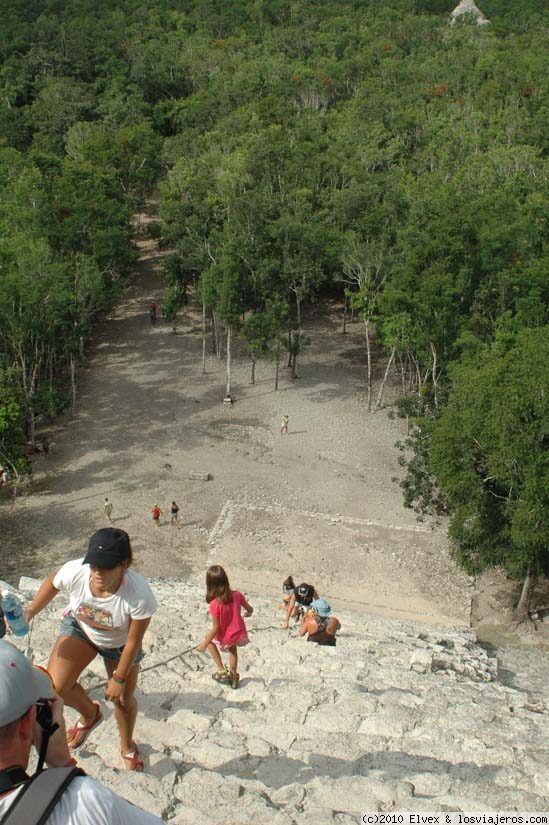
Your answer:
[1,202,472,627]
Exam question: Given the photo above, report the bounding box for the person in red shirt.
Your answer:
[151,504,162,526]
[197,565,253,689]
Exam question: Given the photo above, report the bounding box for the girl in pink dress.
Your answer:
[197,565,253,689]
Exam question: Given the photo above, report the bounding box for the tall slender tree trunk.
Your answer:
[430,342,438,410]
[364,317,372,411]
[28,408,35,447]
[291,297,301,379]
[250,356,256,384]
[398,353,407,396]
[342,297,348,335]
[70,354,77,412]
[514,566,537,624]
[287,328,292,367]
[375,347,395,410]
[216,312,222,359]
[202,302,207,374]
[411,354,422,394]
[48,349,54,392]
[211,310,219,356]
[275,340,280,391]
[225,326,232,396]
[291,346,298,379]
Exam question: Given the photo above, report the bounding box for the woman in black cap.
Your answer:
[25,527,158,771]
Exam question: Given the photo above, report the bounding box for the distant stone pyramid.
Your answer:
[450,0,490,25]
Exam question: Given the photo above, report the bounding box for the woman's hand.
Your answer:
[196,640,208,653]
[105,677,126,706]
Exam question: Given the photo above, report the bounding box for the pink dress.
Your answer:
[210,590,249,650]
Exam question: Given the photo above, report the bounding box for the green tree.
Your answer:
[429,327,549,623]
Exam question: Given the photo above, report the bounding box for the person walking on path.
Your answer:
[0,640,163,822]
[170,501,180,527]
[104,497,114,524]
[280,414,289,435]
[23,527,158,772]
[197,565,253,690]
[151,503,162,526]
[148,302,157,325]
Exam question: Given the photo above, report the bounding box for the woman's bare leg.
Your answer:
[47,636,98,744]
[104,659,140,761]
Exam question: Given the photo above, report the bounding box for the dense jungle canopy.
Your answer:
[0,0,548,607]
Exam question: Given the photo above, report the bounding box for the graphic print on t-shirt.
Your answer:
[75,602,114,630]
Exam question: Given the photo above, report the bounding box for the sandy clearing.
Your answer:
[1,202,472,628]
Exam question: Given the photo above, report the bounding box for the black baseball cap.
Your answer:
[83,528,131,569]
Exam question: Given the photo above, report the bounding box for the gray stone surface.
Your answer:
[450,0,490,25]
[12,577,549,822]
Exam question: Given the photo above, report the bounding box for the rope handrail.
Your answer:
[88,623,280,694]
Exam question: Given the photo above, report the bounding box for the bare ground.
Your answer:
[3,201,544,651]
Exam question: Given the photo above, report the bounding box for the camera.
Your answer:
[35,699,53,732]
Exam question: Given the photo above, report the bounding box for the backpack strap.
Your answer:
[0,767,85,825]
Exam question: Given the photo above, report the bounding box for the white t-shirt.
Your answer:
[53,559,158,648]
[0,775,164,824]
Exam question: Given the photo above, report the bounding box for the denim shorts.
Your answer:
[59,616,144,664]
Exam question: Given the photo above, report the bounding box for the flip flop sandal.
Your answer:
[211,669,229,682]
[230,672,240,690]
[67,702,103,751]
[122,747,144,772]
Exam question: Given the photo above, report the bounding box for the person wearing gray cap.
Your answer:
[0,640,163,823]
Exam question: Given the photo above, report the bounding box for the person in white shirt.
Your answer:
[25,528,158,772]
[0,639,163,824]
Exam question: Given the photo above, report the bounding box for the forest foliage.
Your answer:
[1,0,547,603]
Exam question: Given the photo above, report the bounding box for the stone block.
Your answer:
[18,576,41,594]
[410,650,432,674]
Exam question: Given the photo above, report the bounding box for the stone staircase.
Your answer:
[9,578,549,823]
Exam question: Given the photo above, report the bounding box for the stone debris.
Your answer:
[450,0,490,26]
[188,472,211,481]
[11,577,549,822]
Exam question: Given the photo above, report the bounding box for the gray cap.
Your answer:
[0,640,54,726]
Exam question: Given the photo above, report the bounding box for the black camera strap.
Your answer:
[35,721,59,775]
[0,768,28,795]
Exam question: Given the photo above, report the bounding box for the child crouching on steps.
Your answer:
[197,565,253,689]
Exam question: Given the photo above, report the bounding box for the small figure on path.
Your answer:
[170,500,180,527]
[299,598,341,646]
[104,497,114,524]
[280,414,289,435]
[148,302,157,325]
[42,436,50,456]
[151,503,162,527]
[197,565,253,690]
